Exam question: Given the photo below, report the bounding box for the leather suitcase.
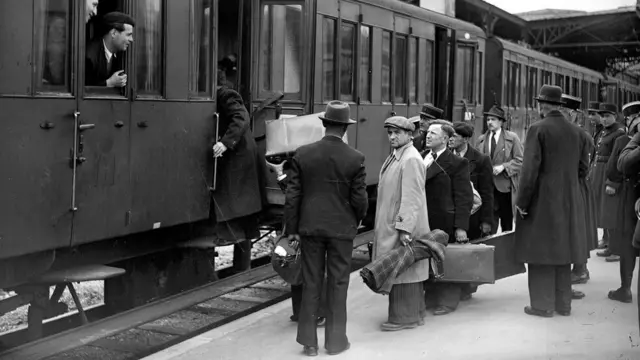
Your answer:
[436,244,495,283]
[471,231,526,280]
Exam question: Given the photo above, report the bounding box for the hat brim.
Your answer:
[597,110,616,115]
[384,124,414,132]
[318,116,356,125]
[534,96,565,105]
[419,113,437,119]
[483,112,505,121]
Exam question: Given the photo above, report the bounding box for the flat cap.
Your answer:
[561,94,582,111]
[384,116,415,132]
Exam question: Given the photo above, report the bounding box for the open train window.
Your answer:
[34,0,73,95]
[340,21,357,102]
[322,17,336,102]
[258,3,304,100]
[394,34,408,104]
[359,25,372,103]
[425,40,434,103]
[381,31,392,103]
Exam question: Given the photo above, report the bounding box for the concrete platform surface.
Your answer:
[143,251,640,360]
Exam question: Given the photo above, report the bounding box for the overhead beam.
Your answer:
[458,0,527,27]
[534,41,640,49]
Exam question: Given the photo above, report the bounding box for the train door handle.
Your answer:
[78,122,95,131]
[114,121,124,128]
[137,121,149,128]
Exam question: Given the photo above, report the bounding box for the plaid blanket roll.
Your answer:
[360,229,449,295]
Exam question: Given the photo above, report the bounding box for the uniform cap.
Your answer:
[561,94,582,111]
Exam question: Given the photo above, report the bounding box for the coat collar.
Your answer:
[391,141,414,161]
[425,148,452,181]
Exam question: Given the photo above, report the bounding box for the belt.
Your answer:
[595,155,610,162]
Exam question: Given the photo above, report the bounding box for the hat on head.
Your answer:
[408,115,421,126]
[484,105,506,121]
[453,122,474,138]
[534,85,565,105]
[561,94,582,111]
[384,116,415,132]
[598,103,618,115]
[102,11,136,28]
[318,101,356,125]
[420,103,444,119]
[622,101,640,119]
[587,101,600,112]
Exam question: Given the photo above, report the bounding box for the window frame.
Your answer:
[188,0,215,100]
[393,32,409,105]
[338,19,358,103]
[358,23,373,104]
[456,43,475,104]
[133,0,166,100]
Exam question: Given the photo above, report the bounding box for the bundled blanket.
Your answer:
[360,230,449,295]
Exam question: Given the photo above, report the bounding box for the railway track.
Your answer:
[0,231,373,360]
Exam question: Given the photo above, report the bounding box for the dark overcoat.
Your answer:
[422,149,473,239]
[85,39,124,86]
[462,145,494,239]
[515,110,588,265]
[588,122,626,226]
[211,87,267,222]
[606,135,640,256]
[577,127,599,253]
[618,132,640,249]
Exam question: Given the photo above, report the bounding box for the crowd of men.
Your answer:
[277,84,640,356]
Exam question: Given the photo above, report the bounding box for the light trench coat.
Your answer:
[373,142,431,284]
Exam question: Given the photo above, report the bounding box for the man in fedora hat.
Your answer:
[285,100,368,356]
[593,103,626,262]
[475,104,523,234]
[515,84,589,317]
[560,94,597,300]
[373,116,431,330]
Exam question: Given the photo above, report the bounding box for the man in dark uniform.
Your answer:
[285,101,368,356]
[516,85,588,318]
[593,103,627,263]
[422,119,473,315]
[560,94,597,301]
[85,12,134,87]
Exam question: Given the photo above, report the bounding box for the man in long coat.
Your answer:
[591,103,626,262]
[373,116,431,331]
[515,85,588,318]
[476,105,523,234]
[285,101,368,356]
[212,86,268,273]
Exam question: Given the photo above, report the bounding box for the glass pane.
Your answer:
[136,0,163,95]
[394,35,407,104]
[381,31,391,102]
[425,40,433,103]
[477,51,483,103]
[409,37,418,103]
[339,22,356,102]
[259,4,304,96]
[191,0,213,97]
[359,26,372,102]
[322,18,335,102]
[34,0,72,93]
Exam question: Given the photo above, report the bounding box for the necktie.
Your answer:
[490,131,497,158]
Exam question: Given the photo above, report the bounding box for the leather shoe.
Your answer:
[605,254,620,262]
[597,249,611,257]
[381,321,419,331]
[572,289,585,300]
[556,309,571,316]
[524,306,553,318]
[571,271,589,284]
[303,346,318,356]
[608,288,632,303]
[327,342,350,355]
[433,306,454,316]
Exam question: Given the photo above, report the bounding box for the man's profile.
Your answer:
[85,12,134,88]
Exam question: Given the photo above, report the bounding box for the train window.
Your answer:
[527,67,538,108]
[394,35,408,104]
[503,60,509,106]
[359,26,372,103]
[136,0,163,96]
[322,17,336,102]
[340,22,357,102]
[476,51,483,104]
[425,40,434,103]
[573,78,580,97]
[190,0,214,98]
[34,0,73,94]
[456,45,474,103]
[381,31,392,103]
[259,4,304,98]
[409,37,418,104]
[508,61,519,107]
[556,74,564,89]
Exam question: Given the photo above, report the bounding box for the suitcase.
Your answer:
[436,244,495,283]
[471,230,526,280]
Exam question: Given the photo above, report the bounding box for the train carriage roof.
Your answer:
[362,0,486,38]
[493,37,602,78]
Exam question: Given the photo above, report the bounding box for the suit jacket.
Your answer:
[462,145,494,229]
[85,39,124,86]
[423,148,473,238]
[476,129,523,194]
[284,136,368,240]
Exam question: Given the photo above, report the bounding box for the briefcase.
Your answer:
[435,244,495,283]
[471,231,526,280]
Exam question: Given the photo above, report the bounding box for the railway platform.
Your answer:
[142,249,640,360]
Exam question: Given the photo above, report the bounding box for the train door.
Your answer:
[0,0,75,258]
[452,36,478,123]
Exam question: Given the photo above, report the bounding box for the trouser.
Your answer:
[297,236,352,351]
[528,264,572,312]
[232,240,252,273]
[637,264,640,333]
[602,229,610,245]
[493,189,513,233]
[292,280,327,319]
[572,263,588,274]
[619,247,639,289]
[388,282,426,324]
[424,282,462,310]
